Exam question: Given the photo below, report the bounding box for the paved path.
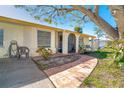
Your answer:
[44,55,97,88]
[0,58,54,88]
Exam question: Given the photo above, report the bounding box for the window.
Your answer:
[37,30,51,47]
[0,29,3,47]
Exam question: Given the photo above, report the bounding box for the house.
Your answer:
[0,16,96,58]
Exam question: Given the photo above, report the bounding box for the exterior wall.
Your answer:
[0,22,57,58]
[63,32,80,53]
[91,38,97,51]
[23,26,38,56]
[83,37,90,45]
[83,37,97,51]
[0,22,24,58]
[0,21,94,58]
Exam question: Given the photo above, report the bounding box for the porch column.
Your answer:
[62,31,69,54]
[75,34,80,53]
[91,38,93,51]
[51,31,56,53]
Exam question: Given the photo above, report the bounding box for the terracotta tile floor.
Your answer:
[44,55,97,88]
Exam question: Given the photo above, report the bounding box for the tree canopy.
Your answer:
[16,5,124,40]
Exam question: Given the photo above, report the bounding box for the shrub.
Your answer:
[36,47,53,60]
[106,40,124,66]
[78,45,86,54]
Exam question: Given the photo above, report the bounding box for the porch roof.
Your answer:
[0,16,96,38]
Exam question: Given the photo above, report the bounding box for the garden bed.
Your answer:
[32,54,81,70]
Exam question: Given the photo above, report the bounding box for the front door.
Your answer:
[68,34,76,53]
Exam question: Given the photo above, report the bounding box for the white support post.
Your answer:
[51,31,56,53]
[75,34,80,53]
[62,31,69,54]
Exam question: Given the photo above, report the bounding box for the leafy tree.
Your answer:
[106,40,124,67]
[16,5,124,40]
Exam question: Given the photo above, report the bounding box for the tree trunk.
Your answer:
[91,15,119,40]
[109,5,124,39]
[118,21,124,39]
[72,6,119,40]
[80,9,119,40]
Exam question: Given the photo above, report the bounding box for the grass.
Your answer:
[81,49,124,88]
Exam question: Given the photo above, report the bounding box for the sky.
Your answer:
[0,5,116,37]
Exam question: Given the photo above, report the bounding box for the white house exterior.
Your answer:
[0,16,96,58]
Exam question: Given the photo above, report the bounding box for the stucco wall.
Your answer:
[0,22,93,58]
[0,22,24,58]
[23,26,38,56]
[83,37,90,45]
[0,22,57,58]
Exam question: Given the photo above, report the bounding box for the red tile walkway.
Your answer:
[44,55,97,88]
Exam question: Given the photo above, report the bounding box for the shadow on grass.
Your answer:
[84,51,112,59]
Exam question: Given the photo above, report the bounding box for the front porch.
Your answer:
[55,31,95,54]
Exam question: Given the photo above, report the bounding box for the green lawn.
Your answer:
[81,49,124,88]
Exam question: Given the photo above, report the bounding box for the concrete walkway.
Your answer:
[0,58,54,88]
[44,55,97,88]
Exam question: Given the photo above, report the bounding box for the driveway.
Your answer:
[0,58,54,88]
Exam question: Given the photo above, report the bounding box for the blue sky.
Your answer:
[0,5,116,37]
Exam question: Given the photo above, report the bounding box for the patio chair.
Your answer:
[17,46,30,59]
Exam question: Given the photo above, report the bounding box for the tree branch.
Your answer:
[71,5,88,14]
[16,5,119,39]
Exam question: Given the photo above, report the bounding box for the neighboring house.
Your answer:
[0,16,96,58]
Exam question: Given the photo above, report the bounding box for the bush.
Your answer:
[78,45,86,54]
[36,47,53,60]
[106,40,124,66]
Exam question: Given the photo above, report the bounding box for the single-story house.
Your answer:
[0,16,96,58]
